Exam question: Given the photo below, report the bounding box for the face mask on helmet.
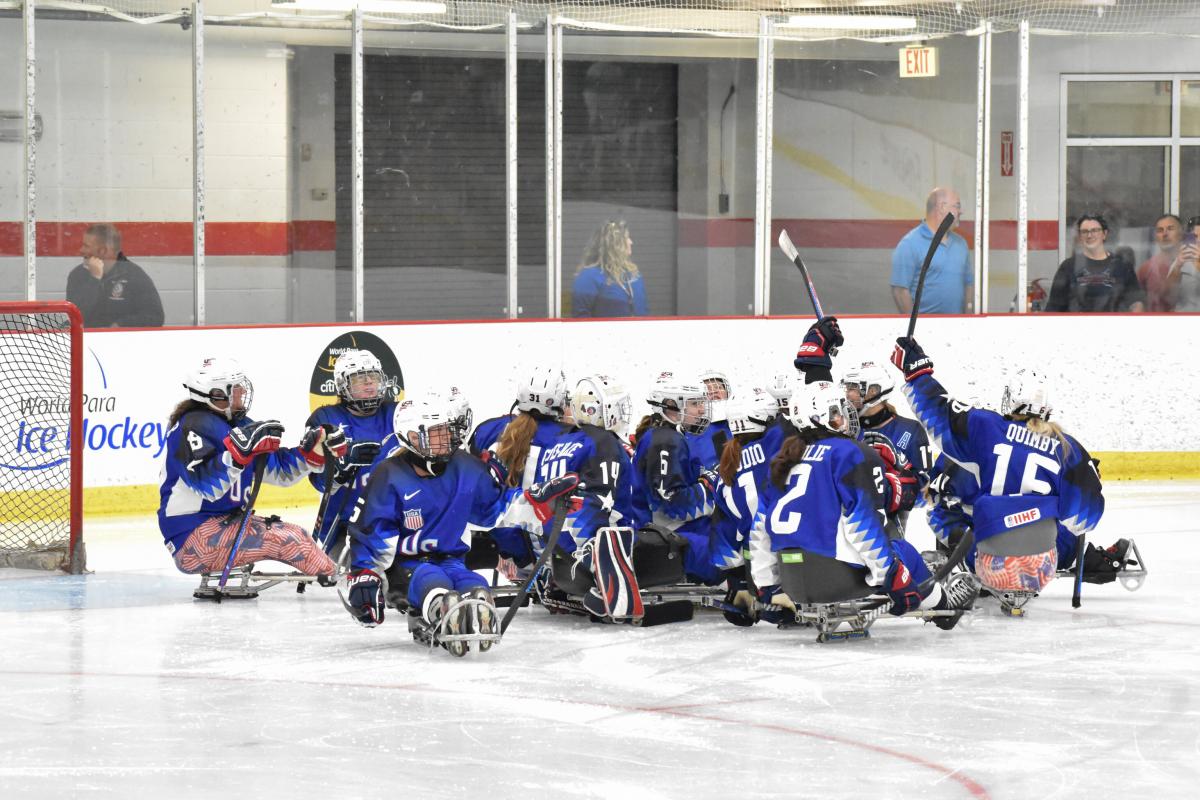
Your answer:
[392,399,455,473]
[791,380,860,438]
[335,350,387,415]
[840,362,893,412]
[648,372,711,435]
[184,358,254,422]
[572,375,632,436]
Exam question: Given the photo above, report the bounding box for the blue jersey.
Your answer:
[904,374,1104,544]
[347,450,533,572]
[714,418,791,546]
[631,424,714,536]
[157,410,311,552]
[862,412,933,478]
[467,414,514,457]
[556,423,635,552]
[925,453,980,547]
[685,420,731,471]
[750,433,893,587]
[306,401,397,546]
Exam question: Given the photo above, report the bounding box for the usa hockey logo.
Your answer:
[404,508,424,530]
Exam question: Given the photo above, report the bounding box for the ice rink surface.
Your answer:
[2,482,1198,800]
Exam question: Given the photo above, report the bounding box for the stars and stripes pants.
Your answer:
[173,513,336,576]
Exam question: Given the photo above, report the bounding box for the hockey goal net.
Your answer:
[0,301,85,573]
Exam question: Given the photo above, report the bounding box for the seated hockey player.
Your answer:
[685,367,734,470]
[341,394,578,656]
[891,338,1134,613]
[305,349,395,557]
[159,357,343,585]
[631,371,739,586]
[840,360,933,483]
[542,374,644,622]
[748,378,977,633]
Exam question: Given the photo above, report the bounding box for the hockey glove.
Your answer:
[865,434,917,513]
[891,336,933,382]
[300,424,348,469]
[883,558,922,616]
[345,569,385,627]
[697,467,720,497]
[525,472,583,524]
[481,449,510,489]
[224,420,284,467]
[755,583,797,625]
[332,441,382,487]
[794,316,844,371]
[722,575,758,627]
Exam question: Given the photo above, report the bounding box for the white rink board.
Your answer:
[27,315,1198,489]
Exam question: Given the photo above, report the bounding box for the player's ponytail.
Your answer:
[717,437,743,485]
[495,412,539,487]
[634,413,661,441]
[167,399,207,429]
[769,428,826,489]
[1025,417,1074,462]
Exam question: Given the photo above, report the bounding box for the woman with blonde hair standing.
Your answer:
[571,220,649,317]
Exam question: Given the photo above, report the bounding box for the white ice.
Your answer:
[2,481,1198,800]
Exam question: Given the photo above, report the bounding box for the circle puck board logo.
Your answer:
[309,331,404,413]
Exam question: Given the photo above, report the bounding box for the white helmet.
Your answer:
[573,375,632,436]
[1001,369,1052,420]
[514,366,568,419]
[790,379,860,438]
[765,373,792,416]
[184,357,253,422]
[840,361,894,412]
[446,385,473,448]
[647,371,711,435]
[699,367,732,423]
[726,387,779,437]
[392,395,456,471]
[334,349,387,415]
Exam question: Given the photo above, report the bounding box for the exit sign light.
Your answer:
[900,46,938,78]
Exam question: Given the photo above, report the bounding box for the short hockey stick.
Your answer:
[218,457,268,592]
[906,212,956,338]
[777,229,825,320]
[499,496,571,635]
[1072,532,1086,608]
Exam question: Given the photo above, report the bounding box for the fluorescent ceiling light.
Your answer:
[780,14,918,30]
[272,0,447,13]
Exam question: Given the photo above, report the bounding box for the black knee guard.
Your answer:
[464,531,501,571]
[382,563,415,610]
[550,546,593,596]
[633,526,687,588]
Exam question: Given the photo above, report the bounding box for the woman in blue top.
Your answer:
[571,220,649,317]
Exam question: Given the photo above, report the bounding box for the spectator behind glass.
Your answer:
[1044,214,1145,313]
[65,223,165,328]
[1171,217,1200,312]
[890,187,974,315]
[1136,213,1185,311]
[571,220,648,318]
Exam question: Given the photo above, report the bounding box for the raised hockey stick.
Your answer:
[777,229,826,320]
[1072,532,1086,608]
[217,457,268,592]
[499,496,571,636]
[906,212,956,338]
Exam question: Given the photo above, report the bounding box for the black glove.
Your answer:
[345,569,385,627]
[698,467,719,496]
[891,336,933,382]
[883,558,922,616]
[224,420,284,467]
[332,441,382,487]
[755,583,797,625]
[794,316,843,371]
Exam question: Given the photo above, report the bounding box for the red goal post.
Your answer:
[0,301,85,573]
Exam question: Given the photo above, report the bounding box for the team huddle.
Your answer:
[156,318,1143,655]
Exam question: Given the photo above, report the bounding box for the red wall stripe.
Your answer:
[0,218,1059,257]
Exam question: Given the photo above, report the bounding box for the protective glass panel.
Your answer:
[1,17,21,302]
[1182,80,1200,137]
[560,31,756,319]
[1066,80,1172,138]
[771,35,978,316]
[204,25,343,325]
[34,16,190,326]
[1182,146,1200,222]
[355,27,509,322]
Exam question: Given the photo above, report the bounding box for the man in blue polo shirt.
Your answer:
[891,187,974,314]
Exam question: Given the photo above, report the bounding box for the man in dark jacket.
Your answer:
[66,223,165,327]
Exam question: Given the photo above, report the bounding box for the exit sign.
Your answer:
[899,46,938,78]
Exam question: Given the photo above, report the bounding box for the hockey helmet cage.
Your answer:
[515,367,568,419]
[573,375,633,436]
[726,387,779,437]
[392,395,456,471]
[184,357,253,422]
[334,349,387,415]
[647,371,711,435]
[1001,368,1053,421]
[790,378,860,438]
[840,361,894,411]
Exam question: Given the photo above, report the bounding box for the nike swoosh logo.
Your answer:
[403,490,420,500]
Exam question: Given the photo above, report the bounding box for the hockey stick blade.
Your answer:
[1072,532,1086,608]
[906,211,955,338]
[635,599,694,627]
[499,495,571,636]
[778,229,825,320]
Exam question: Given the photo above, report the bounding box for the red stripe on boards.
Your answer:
[678,218,1060,251]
